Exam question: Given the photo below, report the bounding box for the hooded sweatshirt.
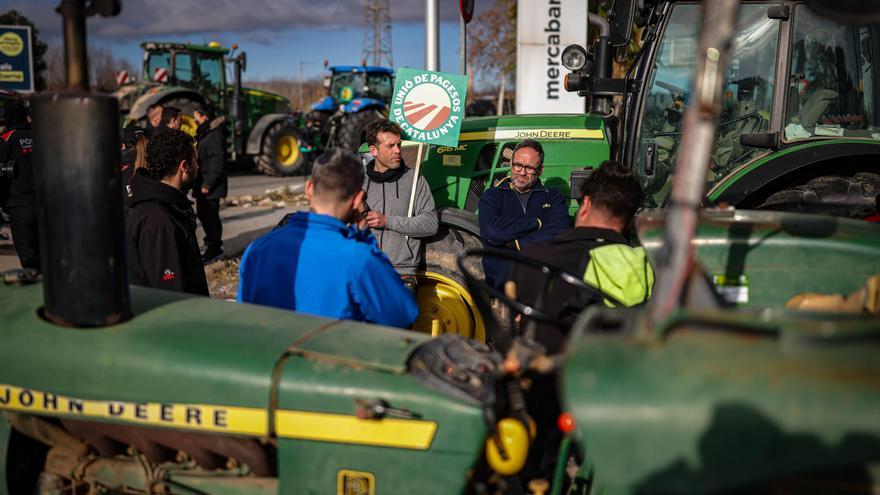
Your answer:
[363,159,438,275]
[126,170,208,295]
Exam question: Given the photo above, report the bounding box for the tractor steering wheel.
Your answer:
[457,247,623,351]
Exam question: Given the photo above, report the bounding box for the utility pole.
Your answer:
[425,0,439,71]
[362,0,394,67]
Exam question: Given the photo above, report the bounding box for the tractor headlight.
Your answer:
[562,45,588,71]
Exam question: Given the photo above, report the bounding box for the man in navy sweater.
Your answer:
[478,139,569,288]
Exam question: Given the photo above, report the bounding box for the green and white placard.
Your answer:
[389,68,468,147]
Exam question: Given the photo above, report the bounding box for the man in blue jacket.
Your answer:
[237,148,419,329]
[478,139,569,288]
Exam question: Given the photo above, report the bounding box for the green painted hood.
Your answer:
[0,284,478,442]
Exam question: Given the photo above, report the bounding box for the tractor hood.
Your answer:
[457,113,605,141]
[0,283,484,457]
[563,209,880,493]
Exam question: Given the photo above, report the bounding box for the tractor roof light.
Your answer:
[562,44,588,71]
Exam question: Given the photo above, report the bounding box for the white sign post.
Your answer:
[516,0,588,114]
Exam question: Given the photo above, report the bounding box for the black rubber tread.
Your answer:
[335,110,382,152]
[758,174,880,218]
[255,122,304,177]
[422,225,484,285]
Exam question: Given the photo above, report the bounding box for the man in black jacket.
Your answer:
[0,100,38,271]
[192,107,227,263]
[127,129,208,295]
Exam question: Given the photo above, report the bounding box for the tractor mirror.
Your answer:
[806,0,880,23]
[240,52,247,73]
[610,0,636,46]
[323,76,331,89]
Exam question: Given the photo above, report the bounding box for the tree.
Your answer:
[0,10,49,91]
[467,0,516,113]
[45,44,136,93]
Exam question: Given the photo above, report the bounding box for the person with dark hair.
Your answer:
[126,129,208,295]
[238,148,419,328]
[1,100,38,271]
[161,106,181,131]
[192,106,227,263]
[144,103,164,139]
[362,118,438,291]
[478,138,569,288]
[509,160,653,489]
[120,124,146,208]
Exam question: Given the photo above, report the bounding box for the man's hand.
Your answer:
[365,211,387,229]
[201,187,209,195]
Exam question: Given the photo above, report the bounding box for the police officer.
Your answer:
[192,106,227,263]
[0,100,38,271]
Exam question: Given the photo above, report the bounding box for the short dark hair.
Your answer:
[1,100,28,127]
[513,139,545,167]
[161,106,180,125]
[580,160,642,222]
[145,129,195,180]
[311,148,365,202]
[365,118,403,147]
[194,105,213,120]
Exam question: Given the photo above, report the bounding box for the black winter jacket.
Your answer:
[195,119,228,199]
[1,123,34,209]
[126,170,209,295]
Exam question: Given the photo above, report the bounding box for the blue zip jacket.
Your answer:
[478,177,570,288]
[237,211,419,328]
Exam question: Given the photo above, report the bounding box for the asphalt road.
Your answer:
[0,172,307,272]
[227,171,306,197]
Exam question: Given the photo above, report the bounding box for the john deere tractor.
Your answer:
[114,42,305,176]
[3,1,880,493]
[391,0,880,342]
[298,65,394,155]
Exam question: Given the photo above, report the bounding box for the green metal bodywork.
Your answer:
[562,209,880,494]
[0,284,486,493]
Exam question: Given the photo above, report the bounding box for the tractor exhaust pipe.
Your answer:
[31,0,130,327]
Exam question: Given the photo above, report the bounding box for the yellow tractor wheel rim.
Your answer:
[413,272,486,342]
[275,134,300,167]
[180,114,198,137]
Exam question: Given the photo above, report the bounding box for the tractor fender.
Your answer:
[246,113,297,156]
[707,140,880,207]
[438,207,481,238]
[344,97,386,113]
[311,96,337,112]
[127,87,206,122]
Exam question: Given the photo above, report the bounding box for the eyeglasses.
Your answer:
[511,162,539,175]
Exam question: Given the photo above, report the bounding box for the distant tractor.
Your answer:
[114,42,305,176]
[299,65,394,155]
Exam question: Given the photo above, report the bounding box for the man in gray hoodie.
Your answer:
[362,119,438,291]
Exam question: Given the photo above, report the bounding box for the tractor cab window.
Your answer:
[197,55,224,89]
[785,6,880,142]
[637,4,779,207]
[365,72,393,101]
[174,53,194,83]
[145,51,170,82]
[330,71,365,103]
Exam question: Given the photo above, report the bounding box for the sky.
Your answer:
[5,0,475,81]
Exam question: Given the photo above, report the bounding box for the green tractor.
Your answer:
[2,1,880,494]
[402,0,880,342]
[114,42,305,176]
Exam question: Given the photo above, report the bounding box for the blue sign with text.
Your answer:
[0,25,34,92]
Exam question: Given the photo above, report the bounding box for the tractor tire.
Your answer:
[336,110,383,152]
[256,122,306,177]
[758,173,880,219]
[413,225,487,341]
[160,97,202,137]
